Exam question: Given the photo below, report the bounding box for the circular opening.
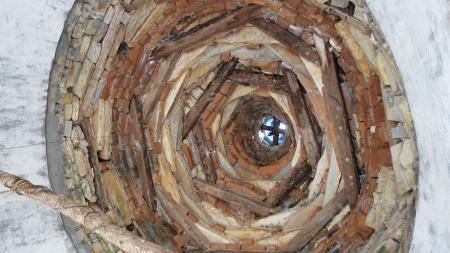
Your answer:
[258,115,288,146]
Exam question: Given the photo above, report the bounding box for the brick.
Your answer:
[210,243,226,250]
[225,1,240,11]
[242,186,260,198]
[259,164,282,178]
[224,133,234,144]
[242,243,266,251]
[205,194,218,206]
[228,145,240,160]
[228,153,238,166]
[203,112,217,128]
[213,223,226,232]
[238,158,251,170]
[153,174,161,184]
[173,235,185,249]
[216,200,229,210]
[265,245,279,251]
[225,243,241,250]
[219,81,233,95]
[153,142,162,153]
[247,164,259,174]
[226,180,243,192]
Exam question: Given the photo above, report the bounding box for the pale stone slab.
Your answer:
[366,166,398,230]
[309,148,329,199]
[196,223,236,243]
[225,228,272,241]
[323,148,342,205]
[201,202,240,227]
[251,209,295,228]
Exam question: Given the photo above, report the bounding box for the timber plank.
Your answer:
[193,123,217,182]
[182,59,238,139]
[283,68,321,166]
[227,70,290,94]
[284,191,347,251]
[264,161,312,207]
[321,48,359,205]
[133,97,157,208]
[194,179,280,217]
[250,18,320,65]
[153,5,264,58]
[155,186,210,248]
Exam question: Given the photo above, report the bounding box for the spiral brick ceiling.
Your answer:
[52,0,419,252]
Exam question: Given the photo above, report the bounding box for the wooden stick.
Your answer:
[192,123,217,182]
[0,170,173,253]
[153,5,264,58]
[264,161,312,207]
[250,18,320,64]
[283,68,321,166]
[142,54,180,123]
[182,59,238,139]
[155,186,210,248]
[193,178,279,216]
[227,70,290,94]
[134,96,157,208]
[284,190,348,251]
[321,47,358,205]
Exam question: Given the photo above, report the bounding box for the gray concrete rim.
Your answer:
[45,2,93,252]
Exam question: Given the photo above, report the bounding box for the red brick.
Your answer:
[203,112,217,128]
[213,223,226,232]
[153,142,162,153]
[225,243,241,250]
[181,144,196,169]
[204,194,218,206]
[226,180,242,192]
[242,186,260,198]
[259,164,282,178]
[173,235,185,249]
[219,81,233,95]
[242,243,265,251]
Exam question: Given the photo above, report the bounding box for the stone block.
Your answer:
[87,41,101,63]
[73,59,94,98]
[64,120,73,137]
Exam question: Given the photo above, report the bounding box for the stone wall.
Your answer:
[48,0,419,252]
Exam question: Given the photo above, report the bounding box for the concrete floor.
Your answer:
[0,0,449,252]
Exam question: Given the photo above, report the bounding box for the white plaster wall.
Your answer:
[367,0,450,252]
[0,0,75,252]
[0,0,449,252]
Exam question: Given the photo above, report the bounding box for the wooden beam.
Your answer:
[155,186,210,248]
[134,96,157,209]
[284,190,348,252]
[153,5,264,58]
[321,47,358,206]
[182,59,238,139]
[250,18,320,65]
[193,178,280,216]
[227,70,290,93]
[264,161,312,207]
[283,68,321,166]
[192,123,217,182]
[142,53,180,122]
